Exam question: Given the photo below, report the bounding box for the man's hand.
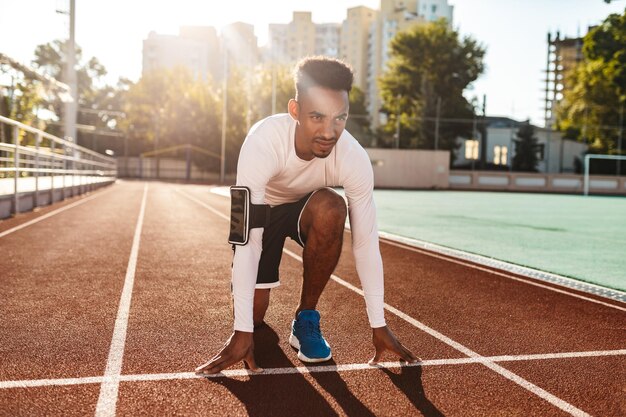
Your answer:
[195,331,263,375]
[369,326,421,365]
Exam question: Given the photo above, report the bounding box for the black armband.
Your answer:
[228,186,270,245]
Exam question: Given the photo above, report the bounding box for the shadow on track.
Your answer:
[209,324,338,416]
[305,359,377,417]
[380,365,445,417]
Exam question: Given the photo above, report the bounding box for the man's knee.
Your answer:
[302,189,347,237]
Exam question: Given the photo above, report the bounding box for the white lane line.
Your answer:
[2,349,625,389]
[94,183,148,417]
[174,187,229,221]
[282,251,592,417]
[0,185,115,239]
[381,238,626,313]
[179,192,594,416]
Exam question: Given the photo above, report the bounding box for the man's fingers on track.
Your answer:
[195,355,229,375]
[244,349,264,373]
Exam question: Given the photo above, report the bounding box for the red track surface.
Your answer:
[1,180,624,417]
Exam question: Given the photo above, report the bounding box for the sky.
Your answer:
[0,0,624,126]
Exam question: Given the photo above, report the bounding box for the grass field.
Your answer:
[373,190,626,292]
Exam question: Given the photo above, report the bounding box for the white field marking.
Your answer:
[0,185,115,239]
[283,247,592,417]
[94,183,148,417]
[209,186,230,198]
[2,349,625,389]
[178,193,594,416]
[174,187,229,221]
[380,238,626,313]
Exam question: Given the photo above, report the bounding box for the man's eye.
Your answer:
[336,116,347,121]
[312,115,322,121]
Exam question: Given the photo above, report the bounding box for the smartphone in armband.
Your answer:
[228,186,250,245]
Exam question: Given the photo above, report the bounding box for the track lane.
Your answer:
[2,181,624,416]
[0,181,144,381]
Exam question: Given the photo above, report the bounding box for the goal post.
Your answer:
[584,154,626,196]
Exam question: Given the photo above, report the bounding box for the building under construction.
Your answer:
[543,31,585,128]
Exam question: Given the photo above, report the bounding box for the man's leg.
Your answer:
[253,288,270,328]
[296,188,347,315]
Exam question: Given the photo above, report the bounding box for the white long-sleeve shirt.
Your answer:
[232,113,385,332]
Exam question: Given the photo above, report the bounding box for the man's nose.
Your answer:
[321,120,335,139]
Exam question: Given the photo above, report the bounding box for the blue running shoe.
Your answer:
[289,310,332,363]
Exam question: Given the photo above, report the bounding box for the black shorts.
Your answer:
[254,190,319,289]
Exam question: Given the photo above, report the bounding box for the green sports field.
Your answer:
[373,190,626,292]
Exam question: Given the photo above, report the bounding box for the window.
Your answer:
[465,140,479,160]
[537,144,545,160]
[494,145,508,165]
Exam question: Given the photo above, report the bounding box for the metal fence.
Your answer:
[0,115,117,215]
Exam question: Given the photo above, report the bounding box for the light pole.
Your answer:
[220,49,228,184]
[63,0,77,146]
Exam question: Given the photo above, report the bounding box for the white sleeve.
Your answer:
[343,148,386,328]
[231,133,278,332]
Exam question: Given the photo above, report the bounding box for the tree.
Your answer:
[378,19,485,158]
[557,10,626,154]
[121,67,223,169]
[346,86,374,147]
[31,39,113,147]
[512,122,541,172]
[250,64,295,120]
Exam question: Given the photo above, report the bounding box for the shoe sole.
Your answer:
[289,333,332,363]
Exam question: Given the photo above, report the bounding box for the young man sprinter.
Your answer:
[196,56,419,375]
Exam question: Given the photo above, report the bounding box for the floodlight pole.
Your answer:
[64,0,77,148]
[220,49,228,184]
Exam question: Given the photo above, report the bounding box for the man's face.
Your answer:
[290,86,349,160]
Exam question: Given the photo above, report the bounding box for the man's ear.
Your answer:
[288,99,300,123]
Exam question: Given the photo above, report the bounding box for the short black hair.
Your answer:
[294,56,354,99]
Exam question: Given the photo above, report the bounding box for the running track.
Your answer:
[1,180,624,417]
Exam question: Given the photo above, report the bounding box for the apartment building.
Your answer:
[366,0,454,127]
[222,22,259,71]
[268,12,316,64]
[341,6,378,93]
[142,26,220,81]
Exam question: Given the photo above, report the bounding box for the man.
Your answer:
[196,57,418,375]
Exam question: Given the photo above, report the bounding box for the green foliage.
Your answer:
[346,86,374,147]
[557,9,626,154]
[121,67,224,170]
[378,19,485,156]
[31,39,111,145]
[250,64,295,119]
[512,122,541,172]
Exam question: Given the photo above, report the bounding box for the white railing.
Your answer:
[0,115,117,214]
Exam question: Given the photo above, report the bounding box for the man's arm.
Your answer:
[343,147,420,364]
[196,131,278,375]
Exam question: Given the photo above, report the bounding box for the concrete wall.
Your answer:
[0,179,115,219]
[365,148,450,189]
[449,170,626,195]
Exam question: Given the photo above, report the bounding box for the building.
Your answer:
[142,27,220,81]
[544,31,585,128]
[268,12,316,64]
[365,0,454,127]
[222,22,259,71]
[315,23,342,57]
[341,6,378,93]
[453,117,588,174]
